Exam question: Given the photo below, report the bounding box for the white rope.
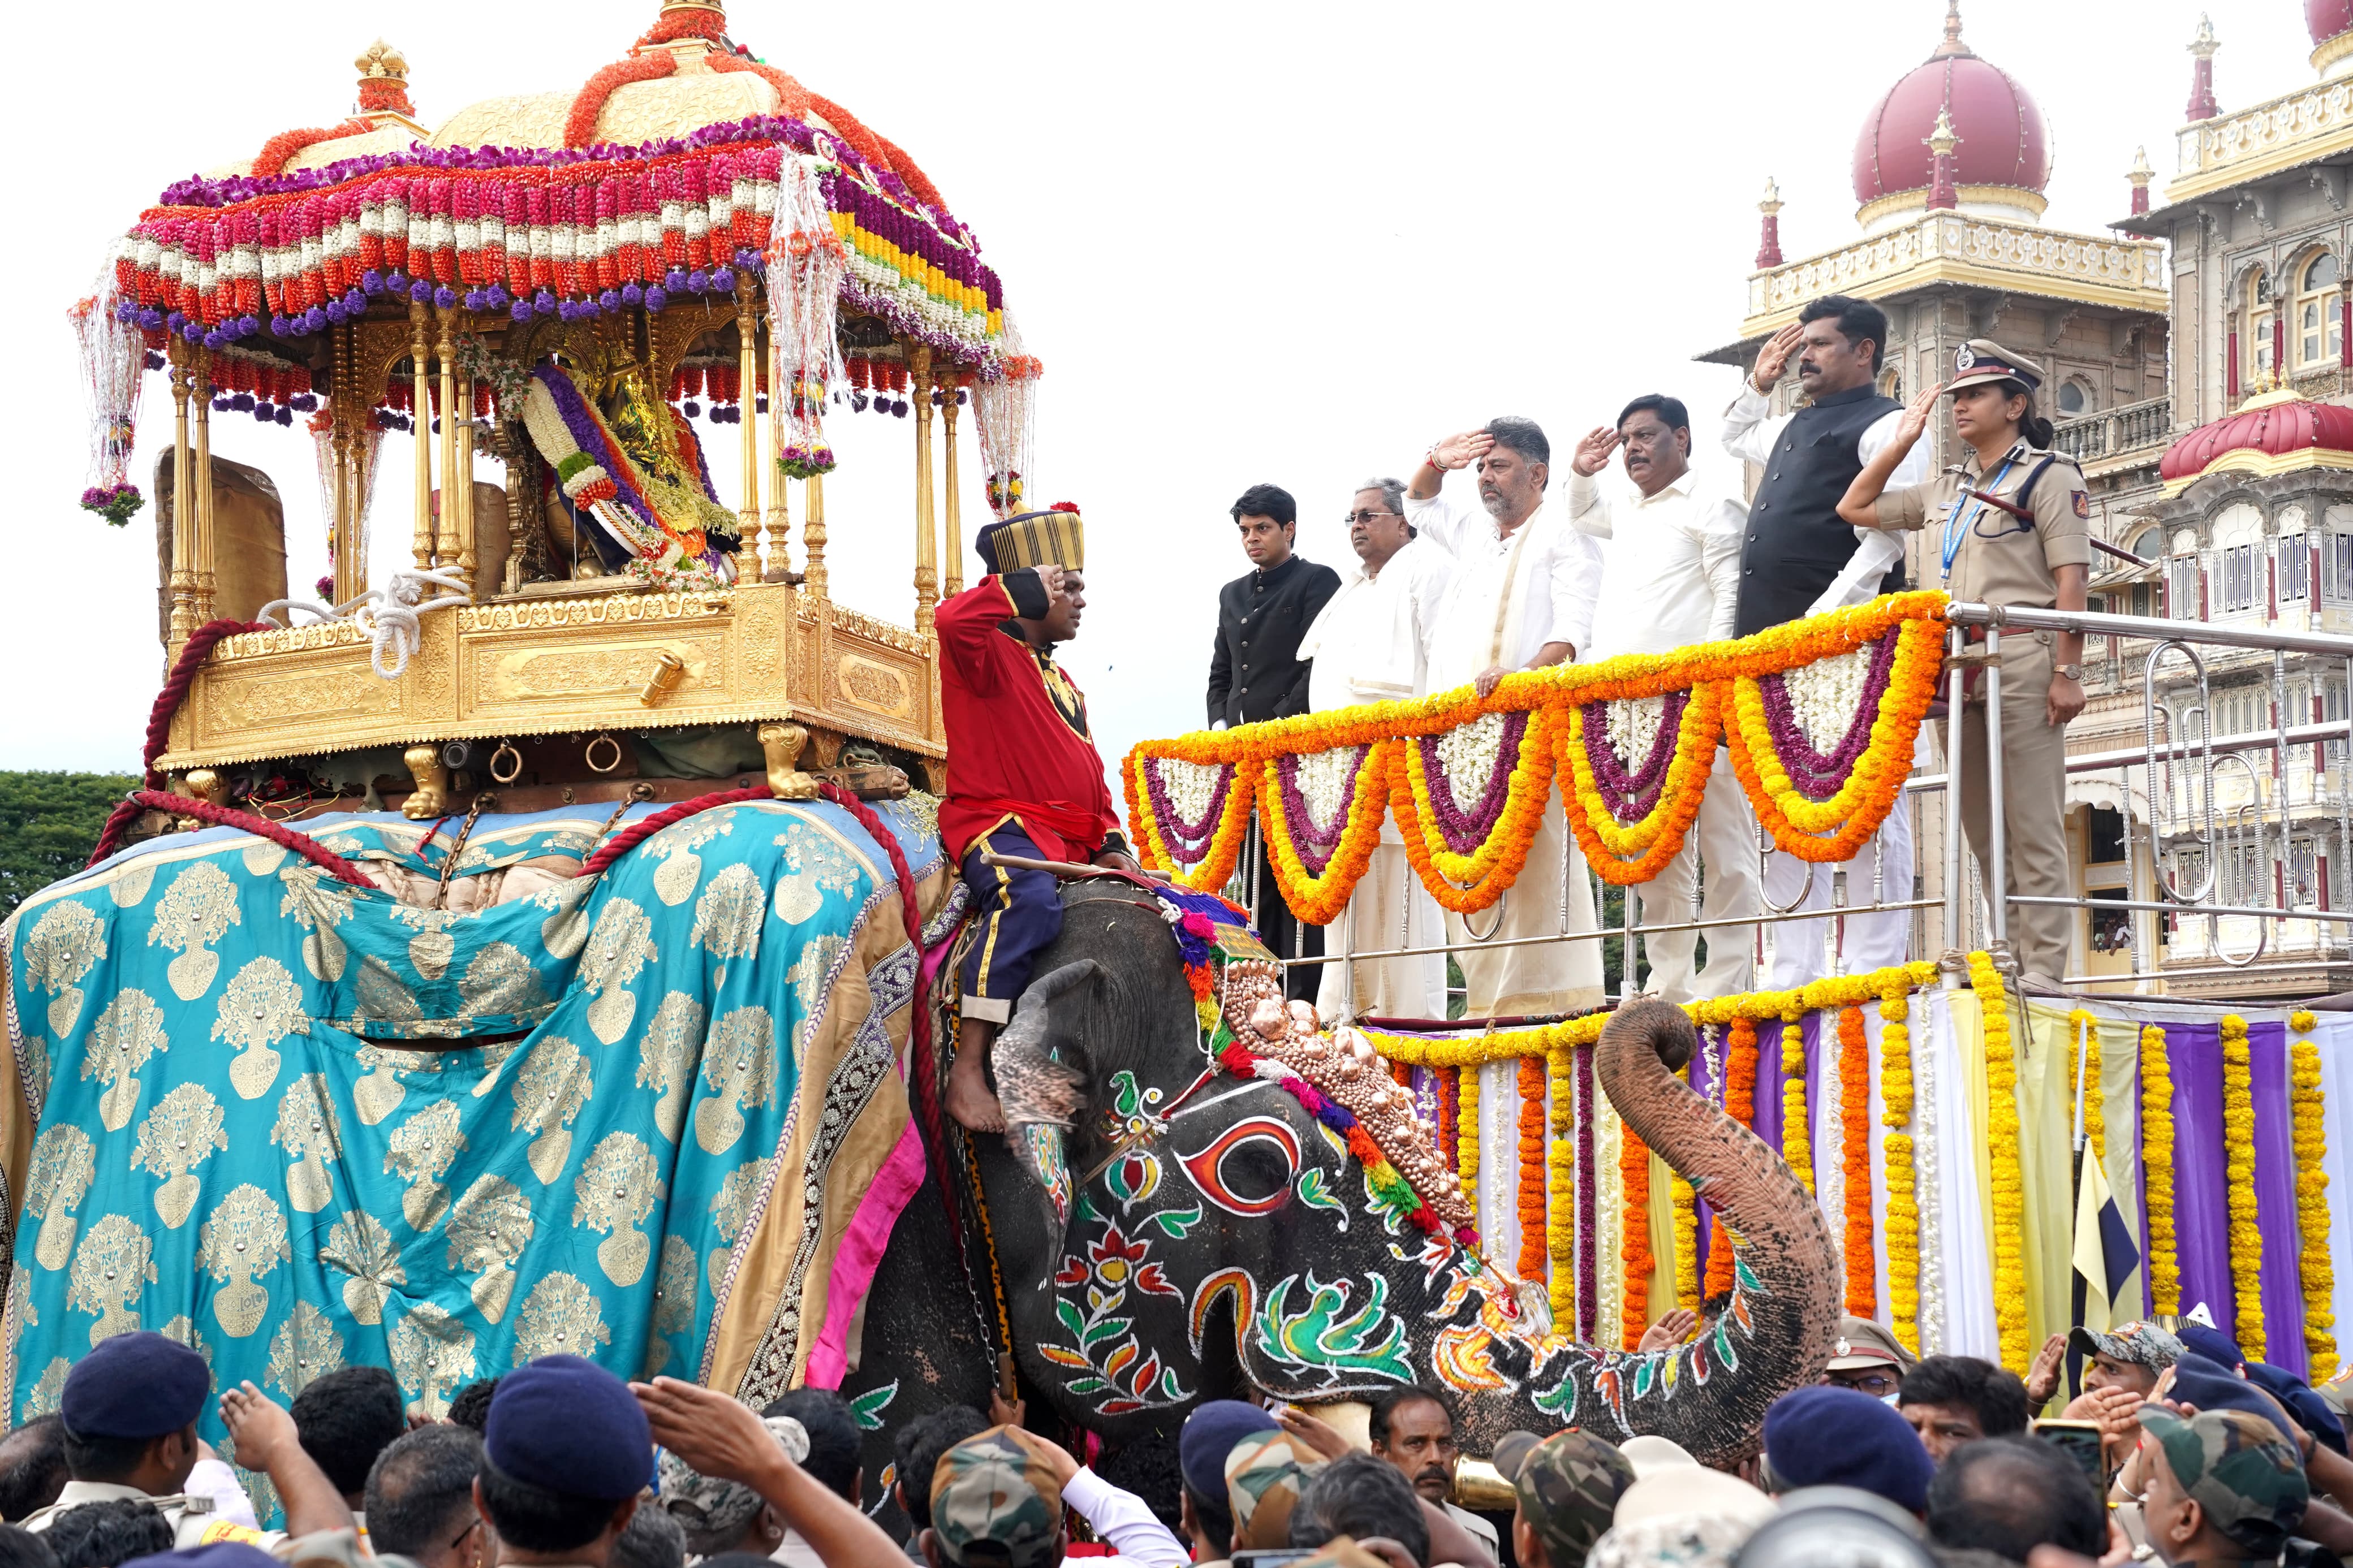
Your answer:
[255,568,473,680]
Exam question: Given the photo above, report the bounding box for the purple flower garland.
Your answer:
[1415,711,1529,856]
[1755,631,1899,801]
[1142,759,1235,861]
[533,365,660,545]
[1273,747,1370,875]
[1577,689,1691,822]
[1576,1042,1598,1344]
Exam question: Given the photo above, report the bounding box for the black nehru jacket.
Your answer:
[1207,554,1341,728]
[1733,383,1907,638]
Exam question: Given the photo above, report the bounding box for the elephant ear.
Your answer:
[996,959,1102,1235]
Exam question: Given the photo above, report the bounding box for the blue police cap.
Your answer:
[61,1332,210,1440]
[484,1355,651,1501]
[119,1546,278,1568]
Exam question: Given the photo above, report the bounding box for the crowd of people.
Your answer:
[7,1311,2349,1568]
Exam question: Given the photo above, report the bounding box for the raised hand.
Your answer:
[1639,1309,1699,1353]
[1430,431,1494,473]
[633,1376,787,1487]
[219,1381,300,1473]
[1752,322,1806,393]
[1275,1405,1355,1461]
[1571,426,1622,478]
[2025,1331,2068,1407]
[1895,383,1947,446]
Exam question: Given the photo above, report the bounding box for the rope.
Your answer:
[128,792,373,885]
[576,785,772,879]
[85,617,272,869]
[257,568,472,680]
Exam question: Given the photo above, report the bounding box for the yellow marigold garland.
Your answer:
[2222,1013,2268,1362]
[2291,1009,2339,1381]
[1839,1005,1875,1316]
[1256,742,1399,925]
[2066,1008,2106,1167]
[1458,1063,1481,1189]
[1517,1056,1548,1284]
[2143,1023,2180,1316]
[1969,952,2030,1373]
[1561,683,1724,884]
[1670,1061,1701,1314]
[1621,1120,1653,1349]
[1706,1017,1762,1301]
[1880,983,1920,1353]
[1124,750,1255,893]
[1549,1048,1576,1317]
[1782,1016,1813,1195]
[1390,704,1568,913]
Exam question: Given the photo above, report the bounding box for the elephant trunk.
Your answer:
[1582,997,1842,1463]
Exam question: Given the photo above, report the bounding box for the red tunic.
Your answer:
[936,574,1123,865]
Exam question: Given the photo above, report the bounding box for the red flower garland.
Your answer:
[253,119,374,179]
[1839,1005,1876,1315]
[1621,1122,1652,1350]
[565,53,680,149]
[1518,1056,1549,1284]
[1704,1017,1760,1301]
[706,51,815,120]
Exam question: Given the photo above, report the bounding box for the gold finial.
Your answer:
[2128,146,2156,187]
[1932,0,1970,58]
[355,37,415,120]
[1759,176,1783,216]
[2190,12,2220,59]
[355,38,407,80]
[1925,106,1962,156]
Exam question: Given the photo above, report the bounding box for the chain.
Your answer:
[430,791,495,906]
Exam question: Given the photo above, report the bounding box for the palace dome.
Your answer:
[1850,4,2050,230]
[2313,0,2353,46]
[2158,388,2353,491]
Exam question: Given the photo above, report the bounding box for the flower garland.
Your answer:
[1782,1016,1813,1195]
[1970,953,2029,1373]
[2222,1013,2268,1362]
[1594,1093,1621,1350]
[1548,1049,1576,1317]
[1621,1118,1653,1349]
[1839,1005,1876,1316]
[1705,1016,1761,1302]
[1880,984,1920,1354]
[1673,1066,1701,1315]
[2143,1023,2180,1316]
[2290,1010,2339,1381]
[252,119,376,180]
[2066,1008,2108,1167]
[1259,744,1399,925]
[1437,1066,1459,1185]
[1124,754,1253,894]
[1577,1044,1600,1344]
[1518,1056,1548,1284]
[1561,684,1724,884]
[1391,706,1567,913]
[1459,1065,1481,1191]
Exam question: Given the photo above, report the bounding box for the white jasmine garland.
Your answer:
[1783,644,1874,756]
[1435,711,1507,816]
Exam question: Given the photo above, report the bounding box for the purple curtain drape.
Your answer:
[2248,1021,2308,1377]
[1692,1023,1721,1293]
[1803,1010,1826,1194]
[2167,1022,2234,1332]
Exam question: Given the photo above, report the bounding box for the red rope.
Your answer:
[87,618,271,870]
[576,785,774,878]
[130,792,373,885]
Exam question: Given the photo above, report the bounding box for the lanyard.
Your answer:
[1941,453,2020,581]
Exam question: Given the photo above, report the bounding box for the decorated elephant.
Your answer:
[842,880,1839,1514]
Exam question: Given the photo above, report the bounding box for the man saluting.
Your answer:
[936,504,1141,1133]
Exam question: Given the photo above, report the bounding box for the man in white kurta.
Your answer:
[1566,396,1758,1003]
[1296,480,1452,1021]
[1406,419,1606,1017]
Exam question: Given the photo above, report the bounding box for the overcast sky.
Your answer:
[0,1,2324,780]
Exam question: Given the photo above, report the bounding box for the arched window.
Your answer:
[2057,379,2095,417]
[1879,366,1904,403]
[2249,267,2277,383]
[2301,253,2344,368]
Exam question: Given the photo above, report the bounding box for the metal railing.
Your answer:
[2050,396,2173,466]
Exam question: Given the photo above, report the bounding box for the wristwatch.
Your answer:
[2055,663,2083,681]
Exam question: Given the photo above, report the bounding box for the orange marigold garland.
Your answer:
[1621,1120,1653,1349]
[1560,683,1724,884]
[2143,1023,2179,1316]
[1706,1017,1761,1301]
[1517,1056,1548,1284]
[2290,1010,2339,1381]
[564,53,680,149]
[2221,1013,2267,1362]
[1257,742,1399,925]
[1880,984,1921,1353]
[1838,1004,1875,1316]
[1125,750,1254,893]
[253,119,375,180]
[1782,1016,1813,1195]
[1392,705,1568,913]
[1971,953,2029,1373]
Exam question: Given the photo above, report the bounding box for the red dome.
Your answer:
[2159,395,2353,483]
[1851,44,2050,205]
[2313,0,2353,46]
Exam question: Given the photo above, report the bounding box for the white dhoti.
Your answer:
[1443,796,1605,1017]
[1317,843,1447,1021]
[1634,748,1760,1003]
[1760,782,1915,989]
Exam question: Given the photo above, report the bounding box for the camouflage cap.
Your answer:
[1224,1429,1327,1552]
[2069,1319,2185,1370]
[659,1415,809,1543]
[929,1426,1065,1568]
[2140,1407,2309,1554]
[1513,1430,1639,1568]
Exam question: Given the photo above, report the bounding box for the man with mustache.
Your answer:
[1367,1389,1497,1561]
[1295,478,1451,1020]
[1408,417,1606,1018]
[1566,394,1758,1000]
[1722,295,1930,988]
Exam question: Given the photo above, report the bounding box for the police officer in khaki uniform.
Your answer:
[21,1332,351,1547]
[1837,340,2091,987]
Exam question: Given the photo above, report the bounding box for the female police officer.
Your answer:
[1835,340,2091,988]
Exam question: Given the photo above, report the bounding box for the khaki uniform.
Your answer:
[1875,438,2091,980]
[20,1479,277,1549]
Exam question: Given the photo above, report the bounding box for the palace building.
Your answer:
[1705,1,2353,995]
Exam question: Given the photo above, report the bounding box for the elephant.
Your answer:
[841,881,1838,1524]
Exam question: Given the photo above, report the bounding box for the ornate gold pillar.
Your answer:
[454,353,476,593]
[331,324,359,606]
[435,308,461,580]
[167,352,196,645]
[192,351,216,624]
[804,476,829,601]
[911,343,938,633]
[735,279,762,585]
[942,382,964,599]
[410,301,434,570]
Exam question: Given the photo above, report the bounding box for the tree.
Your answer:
[0,772,138,917]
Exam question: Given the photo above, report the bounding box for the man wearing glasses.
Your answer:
[1295,479,1452,1021]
